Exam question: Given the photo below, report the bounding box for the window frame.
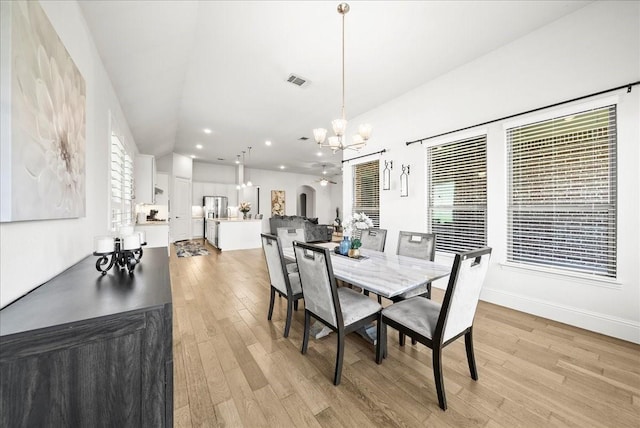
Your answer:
[424,131,488,254]
[109,115,134,232]
[503,98,618,280]
[351,158,380,228]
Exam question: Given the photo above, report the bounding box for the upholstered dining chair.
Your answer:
[261,233,304,338]
[293,241,383,385]
[376,247,492,410]
[395,231,436,299]
[359,228,388,252]
[277,227,306,273]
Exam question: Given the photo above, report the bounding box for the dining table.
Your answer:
[282,242,451,342]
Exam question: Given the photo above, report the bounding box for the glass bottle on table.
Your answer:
[339,236,351,256]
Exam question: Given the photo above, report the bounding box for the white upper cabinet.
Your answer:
[135,155,156,204]
[155,173,169,205]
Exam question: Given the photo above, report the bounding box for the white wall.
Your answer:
[344,1,640,343]
[0,1,138,307]
[192,161,236,183]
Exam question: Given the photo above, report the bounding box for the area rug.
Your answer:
[175,240,209,257]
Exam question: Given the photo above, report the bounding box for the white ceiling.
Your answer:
[79,0,590,175]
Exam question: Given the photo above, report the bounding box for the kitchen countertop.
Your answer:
[136,221,169,226]
[210,218,262,222]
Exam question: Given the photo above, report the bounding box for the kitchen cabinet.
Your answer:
[192,182,204,206]
[135,154,156,204]
[136,223,170,253]
[155,173,169,205]
[0,248,173,428]
[192,218,204,238]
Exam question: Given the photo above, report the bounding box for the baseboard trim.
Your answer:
[479,287,640,344]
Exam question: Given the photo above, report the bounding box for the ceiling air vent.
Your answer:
[287,73,308,87]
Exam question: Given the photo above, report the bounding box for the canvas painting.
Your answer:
[0,0,86,222]
[271,190,285,216]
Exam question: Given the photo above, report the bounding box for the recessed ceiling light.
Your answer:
[265,140,272,146]
[203,128,212,134]
[196,144,203,149]
[279,165,285,170]
[316,152,323,157]
[190,155,196,159]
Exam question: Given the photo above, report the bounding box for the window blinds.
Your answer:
[110,134,133,231]
[506,105,617,278]
[352,160,380,227]
[427,135,487,253]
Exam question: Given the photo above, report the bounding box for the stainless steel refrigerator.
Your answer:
[203,196,228,219]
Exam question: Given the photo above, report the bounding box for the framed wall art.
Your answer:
[271,190,285,216]
[0,0,86,222]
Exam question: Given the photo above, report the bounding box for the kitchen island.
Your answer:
[206,218,262,251]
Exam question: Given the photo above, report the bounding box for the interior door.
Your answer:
[172,177,191,242]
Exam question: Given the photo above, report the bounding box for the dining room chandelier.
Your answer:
[313,3,371,153]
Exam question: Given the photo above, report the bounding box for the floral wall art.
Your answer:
[271,190,285,216]
[0,0,86,222]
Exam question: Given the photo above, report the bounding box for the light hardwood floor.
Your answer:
[170,242,640,427]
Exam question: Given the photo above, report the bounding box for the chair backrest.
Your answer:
[436,247,492,343]
[261,233,291,296]
[293,242,342,328]
[397,231,436,261]
[359,228,387,252]
[277,227,306,249]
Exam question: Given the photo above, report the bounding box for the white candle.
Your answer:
[138,231,146,244]
[94,236,115,253]
[122,234,141,250]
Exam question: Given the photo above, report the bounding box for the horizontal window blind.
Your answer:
[507,105,617,278]
[110,133,134,231]
[352,160,380,227]
[427,135,487,253]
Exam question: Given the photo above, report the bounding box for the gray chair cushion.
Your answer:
[286,262,298,274]
[337,287,382,327]
[382,297,441,340]
[288,272,302,295]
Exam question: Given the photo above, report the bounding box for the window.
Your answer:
[110,132,133,231]
[506,105,617,278]
[352,160,380,227]
[427,135,487,253]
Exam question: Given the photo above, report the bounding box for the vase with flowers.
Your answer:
[239,202,251,219]
[343,212,373,257]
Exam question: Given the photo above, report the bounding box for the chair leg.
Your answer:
[465,329,478,380]
[399,332,406,346]
[411,338,417,345]
[377,295,382,304]
[376,319,386,364]
[301,310,311,354]
[432,346,447,410]
[426,282,432,299]
[364,290,369,296]
[293,300,299,311]
[334,331,345,385]
[267,287,276,321]
[284,297,293,338]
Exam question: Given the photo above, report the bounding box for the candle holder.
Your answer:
[93,237,146,276]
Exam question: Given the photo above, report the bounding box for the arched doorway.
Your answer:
[296,185,316,218]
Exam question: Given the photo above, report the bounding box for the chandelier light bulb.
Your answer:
[313,128,328,144]
[331,119,347,137]
[358,123,372,140]
[320,178,329,187]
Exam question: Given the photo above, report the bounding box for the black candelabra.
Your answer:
[93,238,146,276]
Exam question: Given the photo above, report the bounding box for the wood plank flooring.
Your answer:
[169,242,640,427]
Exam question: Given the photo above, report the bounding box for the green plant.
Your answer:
[350,238,362,250]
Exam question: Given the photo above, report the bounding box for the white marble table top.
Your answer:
[282,242,451,299]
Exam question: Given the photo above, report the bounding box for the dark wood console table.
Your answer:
[0,247,173,427]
